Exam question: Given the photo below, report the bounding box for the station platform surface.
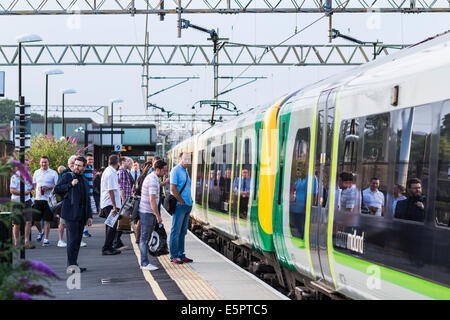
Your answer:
[25,210,289,300]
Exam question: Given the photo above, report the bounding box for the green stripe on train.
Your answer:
[334,251,450,300]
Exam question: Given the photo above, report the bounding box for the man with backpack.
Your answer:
[55,156,93,271]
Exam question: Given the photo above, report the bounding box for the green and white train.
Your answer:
[167,31,450,300]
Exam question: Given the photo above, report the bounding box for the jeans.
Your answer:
[169,204,192,260]
[139,212,157,267]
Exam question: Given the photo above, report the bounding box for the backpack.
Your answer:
[148,223,169,256]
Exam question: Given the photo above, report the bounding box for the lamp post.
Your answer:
[61,89,76,137]
[44,69,64,135]
[16,34,42,260]
[110,98,123,149]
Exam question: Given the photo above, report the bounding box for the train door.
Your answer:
[309,89,337,286]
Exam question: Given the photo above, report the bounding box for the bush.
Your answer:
[0,158,60,300]
[25,134,91,173]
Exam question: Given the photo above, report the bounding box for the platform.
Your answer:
[25,210,288,301]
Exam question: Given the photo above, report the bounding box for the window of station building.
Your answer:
[360,113,390,217]
[289,128,312,240]
[122,128,150,145]
[436,101,450,228]
[195,150,204,206]
[393,106,432,223]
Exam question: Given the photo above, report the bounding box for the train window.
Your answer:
[436,101,450,228]
[336,118,361,215]
[240,138,252,220]
[217,143,233,214]
[360,113,390,217]
[289,128,313,239]
[195,150,204,206]
[393,106,432,222]
[278,121,286,205]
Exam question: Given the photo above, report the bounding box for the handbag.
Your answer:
[119,195,140,219]
[163,171,188,215]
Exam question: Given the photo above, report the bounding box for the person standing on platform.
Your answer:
[169,152,193,264]
[10,160,35,249]
[93,167,105,215]
[83,153,96,238]
[130,160,141,184]
[55,156,93,272]
[114,156,134,250]
[138,159,166,271]
[32,156,59,247]
[57,155,77,248]
[100,154,122,256]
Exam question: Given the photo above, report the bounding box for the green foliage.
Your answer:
[0,161,59,300]
[25,134,89,174]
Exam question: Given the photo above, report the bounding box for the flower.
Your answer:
[10,159,33,184]
[22,261,60,279]
[14,292,32,300]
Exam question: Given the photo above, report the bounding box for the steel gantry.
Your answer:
[0,43,408,66]
[1,0,449,14]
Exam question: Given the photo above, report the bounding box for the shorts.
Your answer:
[12,200,33,225]
[32,200,54,222]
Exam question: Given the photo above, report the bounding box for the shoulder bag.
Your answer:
[163,170,188,215]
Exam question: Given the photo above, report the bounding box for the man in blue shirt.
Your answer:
[169,152,193,264]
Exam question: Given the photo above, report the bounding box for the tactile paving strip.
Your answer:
[130,233,221,300]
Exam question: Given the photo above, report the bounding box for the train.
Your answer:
[166,30,450,300]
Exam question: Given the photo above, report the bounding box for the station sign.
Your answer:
[114,144,122,152]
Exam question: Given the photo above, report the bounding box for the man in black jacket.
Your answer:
[395,178,426,222]
[55,156,93,271]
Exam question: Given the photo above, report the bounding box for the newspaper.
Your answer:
[104,210,120,228]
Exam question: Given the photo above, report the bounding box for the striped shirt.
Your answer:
[139,172,160,214]
[117,168,133,200]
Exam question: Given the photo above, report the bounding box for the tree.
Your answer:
[0,99,43,124]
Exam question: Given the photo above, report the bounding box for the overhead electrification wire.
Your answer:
[220,0,351,92]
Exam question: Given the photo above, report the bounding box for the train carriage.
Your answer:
[167,30,450,299]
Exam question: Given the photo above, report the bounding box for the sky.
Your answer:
[0,9,449,131]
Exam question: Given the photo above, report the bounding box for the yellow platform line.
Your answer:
[130,233,168,300]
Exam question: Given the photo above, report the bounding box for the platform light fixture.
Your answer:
[44,69,64,134]
[62,89,77,137]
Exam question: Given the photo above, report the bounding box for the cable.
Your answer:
[220,0,351,92]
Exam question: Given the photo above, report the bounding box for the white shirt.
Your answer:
[100,165,122,209]
[33,168,58,201]
[362,188,385,216]
[10,172,33,202]
[139,172,160,214]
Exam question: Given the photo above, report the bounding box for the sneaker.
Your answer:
[42,239,50,247]
[80,241,87,247]
[57,240,67,247]
[182,257,193,263]
[83,230,92,238]
[36,232,44,242]
[171,258,184,264]
[141,264,159,271]
[26,243,36,249]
